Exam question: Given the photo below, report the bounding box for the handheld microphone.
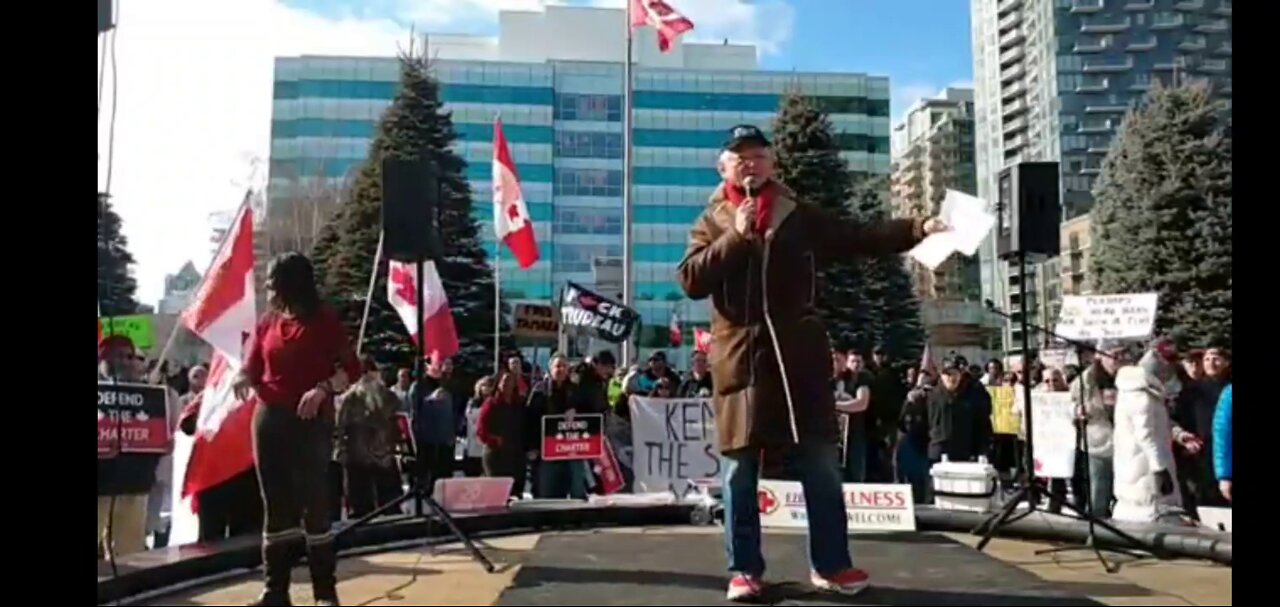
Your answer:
[743,176,759,198]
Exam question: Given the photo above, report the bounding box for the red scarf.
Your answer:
[724,180,778,235]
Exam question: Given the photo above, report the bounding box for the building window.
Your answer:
[1063,175,1091,191]
[555,131,623,159]
[553,244,624,273]
[554,168,623,197]
[554,206,622,235]
[1056,55,1085,73]
[555,94,622,121]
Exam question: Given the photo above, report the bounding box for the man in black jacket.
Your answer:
[926,358,993,463]
[867,347,906,482]
[526,355,585,498]
[679,350,714,398]
[573,350,617,414]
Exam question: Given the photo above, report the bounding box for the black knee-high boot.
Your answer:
[249,532,300,606]
[307,534,339,603]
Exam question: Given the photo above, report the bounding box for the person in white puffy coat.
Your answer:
[1111,365,1185,524]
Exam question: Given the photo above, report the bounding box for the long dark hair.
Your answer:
[267,252,322,319]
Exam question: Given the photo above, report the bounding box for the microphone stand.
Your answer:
[978,299,1160,572]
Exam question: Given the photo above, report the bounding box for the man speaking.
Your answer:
[676,125,946,601]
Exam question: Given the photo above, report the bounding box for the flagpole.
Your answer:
[621,0,636,369]
[152,191,253,372]
[356,231,385,356]
[494,238,502,376]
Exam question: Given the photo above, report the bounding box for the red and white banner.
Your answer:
[181,196,256,364]
[758,480,917,532]
[593,439,626,495]
[388,260,460,361]
[97,383,171,456]
[492,118,540,269]
[669,311,683,347]
[541,414,606,461]
[630,0,695,53]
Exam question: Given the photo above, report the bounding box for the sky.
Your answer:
[98,0,973,307]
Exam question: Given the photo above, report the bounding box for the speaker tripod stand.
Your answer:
[974,261,1159,573]
[347,191,495,572]
[336,468,496,573]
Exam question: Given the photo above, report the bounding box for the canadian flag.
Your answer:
[388,260,460,361]
[669,311,683,347]
[630,0,695,53]
[179,351,258,502]
[172,197,260,538]
[181,197,256,365]
[694,327,712,354]
[493,119,540,269]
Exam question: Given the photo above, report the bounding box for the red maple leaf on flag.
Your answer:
[391,264,417,308]
[579,294,599,308]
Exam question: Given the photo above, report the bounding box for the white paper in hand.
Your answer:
[908,190,996,270]
[940,190,996,256]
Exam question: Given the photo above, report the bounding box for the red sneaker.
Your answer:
[726,573,765,602]
[810,568,870,595]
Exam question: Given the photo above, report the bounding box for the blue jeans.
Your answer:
[538,460,587,499]
[895,439,932,504]
[723,442,853,577]
[1088,455,1114,519]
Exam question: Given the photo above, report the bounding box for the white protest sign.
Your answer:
[1039,348,1079,370]
[630,397,721,494]
[1017,391,1078,478]
[758,481,916,532]
[1055,293,1158,342]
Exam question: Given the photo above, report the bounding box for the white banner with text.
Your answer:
[630,396,720,495]
[758,481,917,532]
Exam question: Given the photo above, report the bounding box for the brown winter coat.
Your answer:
[677,183,925,454]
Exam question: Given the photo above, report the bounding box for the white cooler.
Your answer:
[930,457,999,513]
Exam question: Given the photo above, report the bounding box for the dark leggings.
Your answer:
[483,448,527,499]
[253,403,338,601]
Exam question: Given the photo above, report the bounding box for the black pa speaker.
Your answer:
[996,162,1061,258]
[99,0,114,33]
[381,157,443,262]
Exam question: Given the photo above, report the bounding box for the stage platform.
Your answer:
[133,529,1232,606]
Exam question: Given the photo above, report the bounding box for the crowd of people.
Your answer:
[96,333,1235,566]
[886,338,1233,526]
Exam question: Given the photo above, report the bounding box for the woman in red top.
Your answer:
[234,253,359,607]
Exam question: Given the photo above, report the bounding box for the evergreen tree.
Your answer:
[851,175,926,366]
[1091,81,1231,348]
[772,94,924,362]
[97,193,140,315]
[772,94,868,351]
[311,53,507,379]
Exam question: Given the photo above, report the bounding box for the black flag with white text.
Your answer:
[560,281,639,344]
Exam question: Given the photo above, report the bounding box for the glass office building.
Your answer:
[971,0,1230,352]
[268,5,892,365]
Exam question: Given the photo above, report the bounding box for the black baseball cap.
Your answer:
[593,350,617,366]
[724,124,770,151]
[943,355,969,373]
